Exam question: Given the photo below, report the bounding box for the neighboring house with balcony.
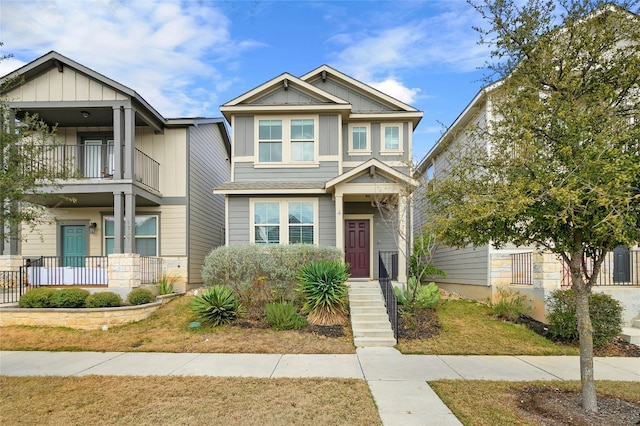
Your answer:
[215,65,422,283]
[0,51,230,294]
[413,84,640,329]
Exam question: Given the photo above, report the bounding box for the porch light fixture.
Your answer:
[89,222,97,234]
[81,110,90,118]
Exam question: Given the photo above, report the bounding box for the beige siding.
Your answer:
[137,127,188,197]
[5,68,127,102]
[138,205,187,257]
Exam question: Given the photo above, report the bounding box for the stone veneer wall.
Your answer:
[0,294,180,330]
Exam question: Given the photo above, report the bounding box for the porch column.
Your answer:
[113,192,124,254]
[123,106,135,180]
[397,195,408,283]
[124,192,136,253]
[2,202,20,255]
[335,194,344,254]
[112,106,124,179]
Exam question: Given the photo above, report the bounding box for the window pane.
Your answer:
[259,142,282,162]
[259,120,282,140]
[288,202,313,224]
[291,141,314,162]
[255,202,279,224]
[291,119,314,139]
[352,127,367,150]
[135,217,157,236]
[289,226,313,244]
[105,238,114,255]
[384,126,399,150]
[104,217,114,236]
[136,238,157,256]
[255,225,279,244]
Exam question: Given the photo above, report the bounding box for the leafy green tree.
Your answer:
[425,0,640,412]
[1,49,76,243]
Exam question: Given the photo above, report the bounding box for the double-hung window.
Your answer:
[258,120,283,163]
[348,124,370,154]
[252,199,317,245]
[256,117,316,164]
[380,123,403,153]
[104,215,158,255]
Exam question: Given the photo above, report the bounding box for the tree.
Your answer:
[1,50,76,243]
[424,0,640,412]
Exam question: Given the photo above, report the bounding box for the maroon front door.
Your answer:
[345,219,370,278]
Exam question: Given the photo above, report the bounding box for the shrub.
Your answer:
[85,292,122,308]
[201,244,342,307]
[394,278,440,311]
[51,288,90,308]
[127,288,155,306]
[297,260,349,325]
[18,287,57,308]
[490,288,531,321]
[156,274,176,295]
[546,289,623,347]
[190,285,245,326]
[265,302,307,330]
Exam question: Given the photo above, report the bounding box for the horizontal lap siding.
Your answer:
[234,162,339,182]
[433,245,489,286]
[228,197,250,245]
[187,124,230,285]
[318,195,336,247]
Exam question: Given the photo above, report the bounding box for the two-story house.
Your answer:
[1,51,230,293]
[215,65,423,283]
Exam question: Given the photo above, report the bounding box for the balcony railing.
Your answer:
[21,144,159,191]
[24,256,108,286]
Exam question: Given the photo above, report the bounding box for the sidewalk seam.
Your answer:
[72,352,126,376]
[269,354,284,378]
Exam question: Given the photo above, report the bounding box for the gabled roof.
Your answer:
[325,158,418,190]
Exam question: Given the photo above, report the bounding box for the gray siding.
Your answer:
[318,195,336,246]
[253,87,319,105]
[319,115,339,156]
[234,162,339,182]
[310,78,394,112]
[432,245,489,286]
[234,116,254,157]
[187,123,230,284]
[342,122,410,164]
[227,196,250,245]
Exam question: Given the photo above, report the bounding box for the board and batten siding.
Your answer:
[233,116,254,157]
[187,123,230,285]
[309,78,394,113]
[5,67,128,103]
[342,122,410,165]
[137,127,187,197]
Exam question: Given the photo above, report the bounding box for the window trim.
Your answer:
[103,214,159,256]
[254,116,319,166]
[347,123,371,155]
[380,123,404,154]
[250,198,319,245]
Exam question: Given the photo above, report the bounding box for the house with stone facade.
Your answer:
[0,51,230,296]
[215,65,422,283]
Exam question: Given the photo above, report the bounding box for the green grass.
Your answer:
[398,299,579,355]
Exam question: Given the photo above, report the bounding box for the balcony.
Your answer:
[24,144,160,192]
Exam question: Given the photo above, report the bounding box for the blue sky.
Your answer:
[0,0,492,161]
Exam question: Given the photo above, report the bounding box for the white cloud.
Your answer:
[368,78,421,105]
[0,0,260,117]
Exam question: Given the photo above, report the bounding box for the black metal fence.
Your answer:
[140,256,163,284]
[378,253,398,340]
[24,256,108,286]
[511,252,533,285]
[379,251,398,281]
[561,249,639,287]
[0,270,28,303]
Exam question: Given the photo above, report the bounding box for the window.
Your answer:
[348,124,370,154]
[383,125,400,150]
[104,215,158,255]
[258,120,282,163]
[256,117,317,164]
[251,199,317,245]
[82,136,114,178]
[254,202,280,244]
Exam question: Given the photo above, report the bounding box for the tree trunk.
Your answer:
[570,254,597,413]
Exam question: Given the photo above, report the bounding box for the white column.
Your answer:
[335,194,343,254]
[397,195,408,283]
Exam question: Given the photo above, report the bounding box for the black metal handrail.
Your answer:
[378,253,398,340]
[511,252,533,285]
[379,251,398,281]
[134,148,160,191]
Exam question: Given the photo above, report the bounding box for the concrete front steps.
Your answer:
[348,280,396,348]
[621,318,640,346]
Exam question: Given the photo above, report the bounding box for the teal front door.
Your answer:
[61,225,86,267]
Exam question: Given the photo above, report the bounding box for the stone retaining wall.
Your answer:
[0,294,181,330]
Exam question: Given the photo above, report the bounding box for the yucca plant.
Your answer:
[189,285,245,326]
[156,274,177,295]
[297,260,350,325]
[264,301,307,330]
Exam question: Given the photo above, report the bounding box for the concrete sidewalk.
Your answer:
[1,349,639,425]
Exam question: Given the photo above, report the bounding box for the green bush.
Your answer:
[156,274,176,295]
[51,288,90,308]
[297,260,349,326]
[190,285,246,326]
[546,289,623,347]
[127,288,155,306]
[265,302,307,330]
[490,288,531,321]
[394,278,440,311]
[201,244,343,307]
[18,287,57,308]
[85,292,122,308]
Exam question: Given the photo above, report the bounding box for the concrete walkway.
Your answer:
[1,349,638,425]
